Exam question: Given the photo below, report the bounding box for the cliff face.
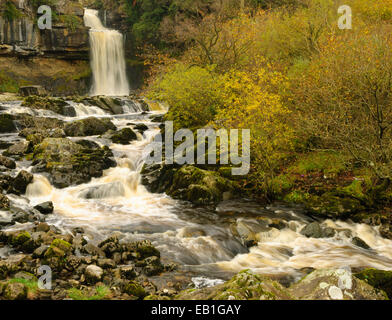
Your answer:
[0,0,89,59]
[0,0,143,95]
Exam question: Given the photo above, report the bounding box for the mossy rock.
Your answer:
[44,239,72,258]
[110,128,137,145]
[64,117,116,137]
[305,192,365,219]
[32,138,116,188]
[176,270,294,300]
[0,114,16,133]
[290,268,388,300]
[124,281,147,299]
[22,96,73,116]
[169,166,234,205]
[135,240,160,259]
[11,232,31,247]
[355,269,392,299]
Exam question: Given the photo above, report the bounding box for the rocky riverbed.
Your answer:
[0,95,392,300]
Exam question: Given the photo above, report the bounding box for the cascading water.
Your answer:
[1,97,392,284]
[84,9,130,96]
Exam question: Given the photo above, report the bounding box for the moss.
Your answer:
[305,193,365,219]
[45,239,72,258]
[124,281,147,299]
[289,151,348,176]
[355,269,392,298]
[68,285,110,300]
[284,190,311,203]
[12,232,31,246]
[169,166,234,204]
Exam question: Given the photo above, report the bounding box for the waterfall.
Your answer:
[84,9,130,97]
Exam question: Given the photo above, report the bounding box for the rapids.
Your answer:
[1,98,392,284]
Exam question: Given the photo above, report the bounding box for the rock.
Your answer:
[34,202,54,215]
[97,259,116,269]
[109,128,137,145]
[0,155,16,169]
[32,138,116,188]
[351,237,371,250]
[355,268,392,299]
[0,114,16,133]
[8,170,33,195]
[33,245,49,259]
[3,282,28,300]
[146,165,235,205]
[14,114,64,131]
[64,117,117,137]
[289,268,387,300]
[300,222,324,238]
[143,256,163,276]
[3,141,33,158]
[36,223,50,232]
[45,239,72,259]
[233,219,275,247]
[0,194,10,210]
[19,86,47,97]
[305,193,365,219]
[119,266,137,280]
[300,222,337,239]
[85,265,104,284]
[134,124,148,132]
[83,96,124,114]
[135,240,160,259]
[22,96,76,116]
[176,270,294,300]
[81,243,105,258]
[124,281,147,299]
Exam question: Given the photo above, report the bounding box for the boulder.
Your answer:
[3,282,28,300]
[351,237,371,250]
[32,138,116,188]
[85,265,104,284]
[3,141,32,158]
[176,270,294,300]
[14,114,64,131]
[232,219,278,247]
[34,201,54,215]
[124,281,147,299]
[22,96,74,116]
[64,117,116,137]
[109,128,137,145]
[168,166,235,205]
[8,170,33,195]
[355,268,392,299]
[134,124,148,132]
[83,96,124,114]
[289,268,387,300]
[143,256,164,276]
[305,193,365,219]
[0,155,16,169]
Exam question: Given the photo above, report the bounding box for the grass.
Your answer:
[68,285,110,300]
[8,278,39,293]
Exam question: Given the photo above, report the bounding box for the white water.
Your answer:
[84,9,130,97]
[2,99,392,282]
